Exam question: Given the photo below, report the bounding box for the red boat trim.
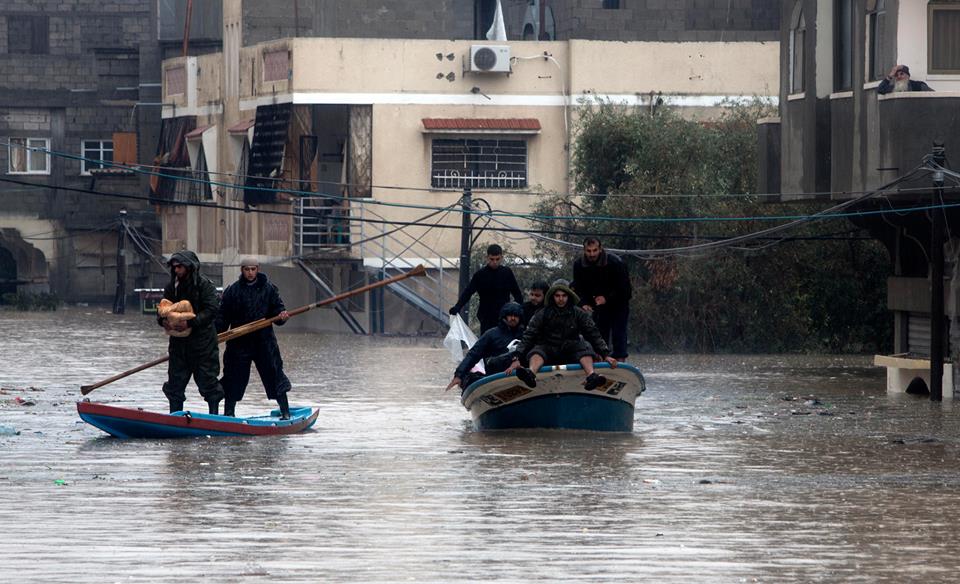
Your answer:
[77,402,316,436]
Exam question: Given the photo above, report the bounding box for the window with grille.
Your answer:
[81,140,114,175]
[431,138,528,190]
[929,2,960,74]
[8,138,50,174]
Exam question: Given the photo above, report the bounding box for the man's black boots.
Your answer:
[277,393,291,420]
[168,399,184,413]
[207,400,219,415]
[223,400,236,417]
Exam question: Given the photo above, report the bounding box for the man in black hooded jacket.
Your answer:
[445,302,524,392]
[506,280,617,391]
[159,250,224,414]
[216,257,292,418]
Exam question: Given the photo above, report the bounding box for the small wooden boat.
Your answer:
[77,401,318,439]
[460,362,646,432]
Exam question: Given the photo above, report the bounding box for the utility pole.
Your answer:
[930,142,946,401]
[458,186,473,323]
[112,209,127,315]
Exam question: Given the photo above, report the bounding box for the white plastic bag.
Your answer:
[443,314,478,363]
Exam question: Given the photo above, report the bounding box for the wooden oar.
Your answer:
[80,264,427,395]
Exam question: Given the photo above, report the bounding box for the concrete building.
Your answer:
[0,0,166,304]
[757,0,960,396]
[156,0,779,335]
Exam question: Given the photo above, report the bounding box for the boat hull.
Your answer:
[460,362,645,432]
[77,401,318,439]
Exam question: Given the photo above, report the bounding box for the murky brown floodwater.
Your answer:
[2,308,960,582]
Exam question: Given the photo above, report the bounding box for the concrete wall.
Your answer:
[0,0,164,304]
[239,0,779,45]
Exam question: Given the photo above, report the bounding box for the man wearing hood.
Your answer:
[506,280,617,390]
[445,302,525,392]
[159,250,224,414]
[216,257,293,418]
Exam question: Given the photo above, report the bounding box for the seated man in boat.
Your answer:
[446,302,525,392]
[522,280,548,326]
[216,256,293,419]
[506,279,617,390]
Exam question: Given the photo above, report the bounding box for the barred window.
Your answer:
[431,138,527,190]
[8,137,50,174]
[81,140,114,175]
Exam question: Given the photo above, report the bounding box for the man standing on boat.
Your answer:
[216,257,292,419]
[445,302,525,392]
[449,244,523,334]
[159,250,224,414]
[571,237,632,360]
[506,279,617,390]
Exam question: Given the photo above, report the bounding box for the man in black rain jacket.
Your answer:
[572,237,632,359]
[506,279,617,391]
[449,244,523,334]
[159,250,224,414]
[216,257,292,418]
[445,302,525,392]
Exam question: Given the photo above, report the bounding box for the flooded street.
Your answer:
[3,309,960,582]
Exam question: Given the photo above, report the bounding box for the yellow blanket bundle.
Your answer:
[158,299,196,337]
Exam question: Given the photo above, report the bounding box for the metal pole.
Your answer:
[112,209,127,315]
[930,142,946,401]
[458,186,472,323]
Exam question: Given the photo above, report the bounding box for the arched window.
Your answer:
[790,2,806,93]
[866,0,887,81]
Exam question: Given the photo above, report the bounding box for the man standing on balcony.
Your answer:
[449,244,523,334]
[878,65,934,94]
[216,257,293,419]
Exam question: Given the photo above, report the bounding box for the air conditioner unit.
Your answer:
[468,45,511,73]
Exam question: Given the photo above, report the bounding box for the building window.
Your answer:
[602,0,621,8]
[431,138,528,190]
[789,2,806,94]
[8,138,50,174]
[81,140,114,175]
[834,0,853,90]
[866,0,888,81]
[929,2,960,74]
[7,16,49,55]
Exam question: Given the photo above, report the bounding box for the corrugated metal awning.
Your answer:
[421,118,541,134]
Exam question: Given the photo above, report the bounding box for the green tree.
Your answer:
[534,102,891,353]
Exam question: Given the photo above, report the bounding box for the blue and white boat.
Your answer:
[78,401,318,439]
[460,362,645,432]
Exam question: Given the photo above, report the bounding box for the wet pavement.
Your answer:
[2,308,960,582]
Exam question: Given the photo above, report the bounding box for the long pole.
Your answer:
[81,264,427,395]
[181,0,193,57]
[458,186,472,323]
[930,142,946,401]
[112,209,127,315]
